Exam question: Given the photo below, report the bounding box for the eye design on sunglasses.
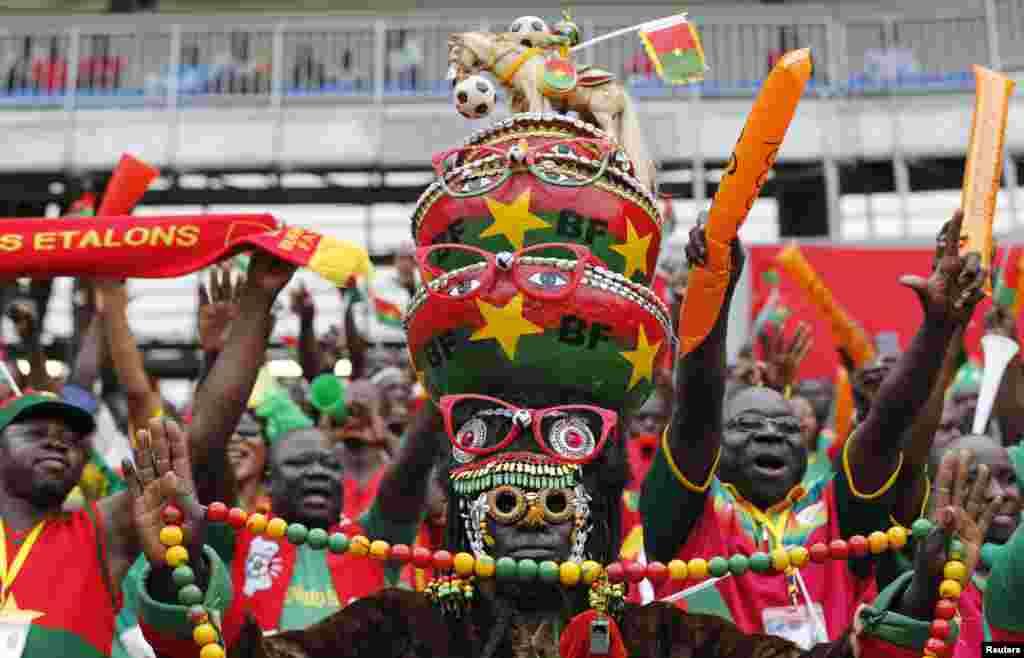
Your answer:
[417,242,598,303]
[440,394,617,465]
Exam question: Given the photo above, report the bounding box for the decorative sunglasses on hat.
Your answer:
[416,242,599,303]
[439,393,617,465]
[430,137,618,198]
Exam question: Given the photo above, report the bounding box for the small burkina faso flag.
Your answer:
[639,13,707,85]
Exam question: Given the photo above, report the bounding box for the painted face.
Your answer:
[0,418,88,509]
[485,485,580,562]
[268,429,344,529]
[718,387,808,509]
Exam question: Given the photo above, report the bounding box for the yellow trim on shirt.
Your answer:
[661,426,719,493]
[841,430,904,500]
[890,472,931,529]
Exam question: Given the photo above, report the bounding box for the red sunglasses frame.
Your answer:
[416,242,597,303]
[438,393,618,465]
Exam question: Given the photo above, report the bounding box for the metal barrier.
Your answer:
[0,5,1010,109]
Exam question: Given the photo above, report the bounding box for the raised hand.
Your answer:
[289,282,315,322]
[900,449,1003,619]
[900,210,987,326]
[123,418,207,565]
[985,303,1019,341]
[197,265,242,353]
[6,299,38,345]
[244,251,298,301]
[684,212,746,289]
[759,321,812,392]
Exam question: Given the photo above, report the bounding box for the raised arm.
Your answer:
[290,282,322,381]
[667,226,744,484]
[641,225,745,563]
[847,212,986,499]
[94,281,164,431]
[188,253,295,507]
[67,301,105,392]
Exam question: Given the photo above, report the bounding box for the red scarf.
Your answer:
[0,214,370,287]
[223,520,385,646]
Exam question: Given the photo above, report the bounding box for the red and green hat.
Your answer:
[405,265,673,413]
[0,391,96,436]
[412,114,663,286]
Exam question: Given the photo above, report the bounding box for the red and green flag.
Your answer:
[639,13,707,85]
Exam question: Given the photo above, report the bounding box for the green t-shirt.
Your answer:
[277,547,344,630]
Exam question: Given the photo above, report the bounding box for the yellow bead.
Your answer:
[788,546,809,568]
[939,579,962,600]
[165,545,189,568]
[559,561,582,586]
[580,560,602,584]
[246,513,268,535]
[887,526,908,550]
[266,518,288,539]
[770,547,790,572]
[474,556,495,578]
[369,540,390,560]
[687,558,708,580]
[159,526,184,547]
[193,623,218,647]
[943,560,968,584]
[868,531,889,554]
[668,559,688,580]
[199,644,226,658]
[349,535,370,556]
[453,552,476,577]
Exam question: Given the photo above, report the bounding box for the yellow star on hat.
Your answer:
[481,190,551,250]
[619,325,662,389]
[609,219,654,279]
[470,294,544,360]
[0,593,43,623]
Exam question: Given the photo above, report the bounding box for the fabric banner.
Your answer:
[747,245,995,379]
[0,213,371,287]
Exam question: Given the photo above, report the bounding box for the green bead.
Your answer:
[287,523,309,546]
[911,518,933,539]
[328,532,350,554]
[708,556,729,578]
[728,554,749,576]
[948,539,964,559]
[749,552,772,574]
[517,558,538,582]
[178,584,204,606]
[171,565,195,588]
[538,561,560,583]
[307,528,329,550]
[496,557,518,581]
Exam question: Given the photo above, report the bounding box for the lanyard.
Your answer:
[0,520,46,601]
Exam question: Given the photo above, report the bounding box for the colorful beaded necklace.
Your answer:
[157,502,967,658]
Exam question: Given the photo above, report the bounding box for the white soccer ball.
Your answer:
[453,75,496,119]
[510,16,549,34]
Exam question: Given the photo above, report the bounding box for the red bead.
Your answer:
[206,502,228,523]
[929,619,950,640]
[809,543,830,563]
[645,561,668,585]
[848,535,869,558]
[412,546,433,569]
[161,504,183,525]
[828,539,849,560]
[925,638,949,657]
[934,599,957,620]
[625,561,646,583]
[390,544,412,564]
[605,562,625,584]
[227,507,247,529]
[432,550,454,571]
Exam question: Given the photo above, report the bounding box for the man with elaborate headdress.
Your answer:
[124,109,980,658]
